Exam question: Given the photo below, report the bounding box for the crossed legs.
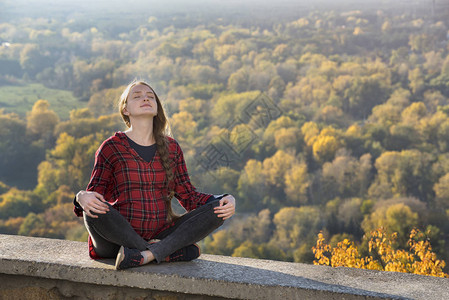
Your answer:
[84,200,224,268]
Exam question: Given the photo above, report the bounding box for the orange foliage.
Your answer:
[313,227,448,278]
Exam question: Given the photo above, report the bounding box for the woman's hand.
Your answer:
[76,190,109,218]
[214,195,236,220]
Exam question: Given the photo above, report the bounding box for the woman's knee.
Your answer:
[84,208,119,226]
[207,201,225,227]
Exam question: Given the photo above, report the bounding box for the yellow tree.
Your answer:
[170,111,198,145]
[284,162,309,205]
[313,227,448,278]
[301,121,320,147]
[362,203,419,247]
[237,159,266,210]
[263,116,300,152]
[312,135,340,163]
[262,150,297,189]
[26,99,59,145]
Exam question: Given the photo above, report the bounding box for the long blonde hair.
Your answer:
[118,80,179,222]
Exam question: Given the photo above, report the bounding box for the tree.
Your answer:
[88,86,124,116]
[408,68,425,95]
[263,116,301,154]
[284,161,309,205]
[345,75,391,119]
[262,150,297,189]
[19,44,47,77]
[218,55,242,82]
[0,110,43,189]
[34,132,106,200]
[171,111,198,145]
[55,111,121,139]
[362,203,419,247]
[232,241,259,258]
[237,159,266,211]
[401,102,427,125]
[313,228,448,278]
[321,152,372,200]
[433,173,449,209]
[18,212,47,237]
[369,150,434,201]
[0,188,41,219]
[313,135,340,163]
[26,100,59,146]
[301,121,320,147]
[211,91,259,126]
[274,127,303,151]
[228,68,250,92]
[271,206,321,261]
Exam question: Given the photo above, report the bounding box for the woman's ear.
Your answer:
[122,107,129,116]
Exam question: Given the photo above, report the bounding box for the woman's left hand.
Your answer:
[214,195,236,220]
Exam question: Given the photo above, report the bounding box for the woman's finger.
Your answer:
[214,204,234,212]
[90,206,108,214]
[215,207,235,218]
[217,213,233,220]
[92,199,109,210]
[93,192,105,202]
[90,204,109,213]
[84,209,98,218]
[215,207,234,214]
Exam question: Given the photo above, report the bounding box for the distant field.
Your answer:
[0,83,84,120]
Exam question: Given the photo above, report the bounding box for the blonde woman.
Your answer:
[73,80,236,270]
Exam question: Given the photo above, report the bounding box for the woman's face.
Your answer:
[123,84,158,120]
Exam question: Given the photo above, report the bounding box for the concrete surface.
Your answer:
[0,234,448,300]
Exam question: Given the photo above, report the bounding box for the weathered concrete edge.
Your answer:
[0,257,390,300]
[2,234,448,300]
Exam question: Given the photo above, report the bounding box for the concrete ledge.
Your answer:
[0,234,448,299]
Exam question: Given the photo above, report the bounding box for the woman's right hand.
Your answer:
[76,190,110,218]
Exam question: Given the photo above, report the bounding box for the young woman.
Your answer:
[73,80,236,270]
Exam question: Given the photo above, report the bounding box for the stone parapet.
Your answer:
[0,234,448,299]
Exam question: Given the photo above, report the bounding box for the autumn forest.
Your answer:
[0,0,449,274]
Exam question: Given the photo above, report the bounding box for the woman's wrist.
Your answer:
[76,190,86,205]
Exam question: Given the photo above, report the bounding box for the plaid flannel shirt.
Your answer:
[74,132,215,242]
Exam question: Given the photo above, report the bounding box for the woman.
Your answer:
[73,80,236,270]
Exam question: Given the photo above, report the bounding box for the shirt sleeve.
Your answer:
[205,193,230,204]
[73,144,113,217]
[173,141,214,211]
[73,196,83,217]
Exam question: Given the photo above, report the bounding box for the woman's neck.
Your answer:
[125,120,155,146]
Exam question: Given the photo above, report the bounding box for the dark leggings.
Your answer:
[84,200,224,263]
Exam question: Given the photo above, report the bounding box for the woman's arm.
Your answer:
[73,145,113,218]
[171,140,236,218]
[172,141,216,210]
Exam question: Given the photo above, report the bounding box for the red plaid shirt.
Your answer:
[74,132,213,254]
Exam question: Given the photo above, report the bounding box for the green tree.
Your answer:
[0,188,41,219]
[271,206,321,262]
[0,110,43,189]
